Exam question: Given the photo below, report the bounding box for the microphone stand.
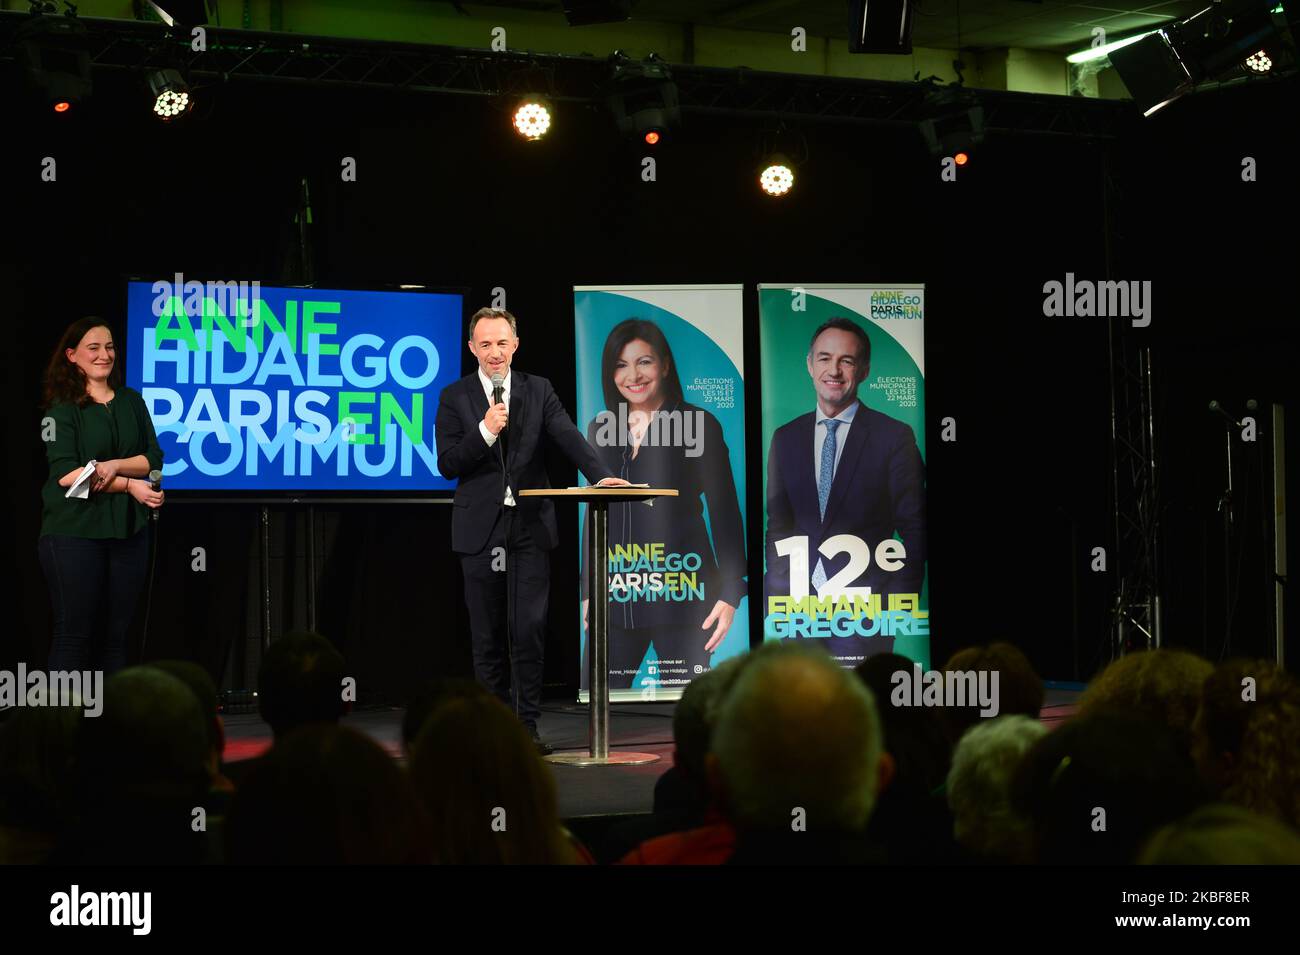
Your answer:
[1214,416,1235,658]
[139,471,163,661]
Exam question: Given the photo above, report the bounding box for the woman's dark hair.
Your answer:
[42,317,121,410]
[600,318,685,412]
[409,695,574,864]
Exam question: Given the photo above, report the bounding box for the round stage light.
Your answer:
[53,101,71,113]
[759,163,795,197]
[1245,50,1272,73]
[954,151,970,165]
[513,100,552,140]
[644,130,661,145]
[153,88,190,120]
[147,69,193,122]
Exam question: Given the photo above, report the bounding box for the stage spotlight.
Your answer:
[954,151,969,166]
[848,0,916,54]
[148,69,193,121]
[1244,48,1274,70]
[758,157,795,198]
[1106,30,1193,115]
[917,89,985,159]
[561,0,631,25]
[607,52,680,144]
[17,11,93,113]
[1109,0,1287,115]
[512,98,553,140]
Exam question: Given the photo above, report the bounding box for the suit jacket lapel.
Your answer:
[821,400,869,531]
[788,413,819,528]
[468,372,489,424]
[505,371,526,469]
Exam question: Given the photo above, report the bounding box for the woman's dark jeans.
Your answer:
[38,529,149,674]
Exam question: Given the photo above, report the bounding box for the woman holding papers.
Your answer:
[580,318,747,692]
[38,317,164,674]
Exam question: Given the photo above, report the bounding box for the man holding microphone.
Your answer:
[435,307,629,753]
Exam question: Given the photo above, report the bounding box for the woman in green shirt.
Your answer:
[38,317,165,674]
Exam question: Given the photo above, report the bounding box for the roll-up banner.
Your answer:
[575,285,748,702]
[759,284,929,670]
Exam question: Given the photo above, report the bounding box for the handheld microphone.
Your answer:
[491,372,504,407]
[148,469,162,521]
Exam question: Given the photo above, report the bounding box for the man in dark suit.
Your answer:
[764,317,926,661]
[435,307,627,754]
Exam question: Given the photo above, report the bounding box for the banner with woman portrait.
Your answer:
[574,285,748,702]
[759,284,929,671]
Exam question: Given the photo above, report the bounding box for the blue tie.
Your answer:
[818,418,841,520]
[812,418,840,592]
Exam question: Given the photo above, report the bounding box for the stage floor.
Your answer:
[221,687,1081,820]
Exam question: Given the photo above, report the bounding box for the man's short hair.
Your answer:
[712,643,885,832]
[808,316,871,365]
[468,307,518,340]
[258,631,347,739]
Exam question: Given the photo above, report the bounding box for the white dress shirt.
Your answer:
[477,367,515,506]
[813,400,858,487]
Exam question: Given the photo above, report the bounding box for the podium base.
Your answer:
[543,751,661,767]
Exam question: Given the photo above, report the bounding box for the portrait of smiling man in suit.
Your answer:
[763,316,927,662]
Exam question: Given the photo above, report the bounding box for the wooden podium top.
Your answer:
[517,487,678,498]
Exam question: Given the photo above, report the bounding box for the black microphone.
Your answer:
[148,468,163,521]
[1208,400,1240,427]
[491,372,505,430]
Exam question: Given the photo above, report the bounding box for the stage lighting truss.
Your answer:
[0,12,1133,141]
[148,67,192,120]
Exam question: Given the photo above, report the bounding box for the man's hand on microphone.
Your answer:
[595,477,631,487]
[484,402,509,436]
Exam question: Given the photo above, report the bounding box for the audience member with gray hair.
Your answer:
[709,644,893,863]
[946,714,1047,863]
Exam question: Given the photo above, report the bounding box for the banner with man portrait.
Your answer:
[759,284,929,670]
[574,285,748,702]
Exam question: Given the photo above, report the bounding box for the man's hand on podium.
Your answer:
[595,477,631,487]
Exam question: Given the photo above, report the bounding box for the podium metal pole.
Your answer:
[539,488,662,767]
[590,498,609,758]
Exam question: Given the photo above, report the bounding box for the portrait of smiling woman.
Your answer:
[38,317,164,674]
[581,318,746,692]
